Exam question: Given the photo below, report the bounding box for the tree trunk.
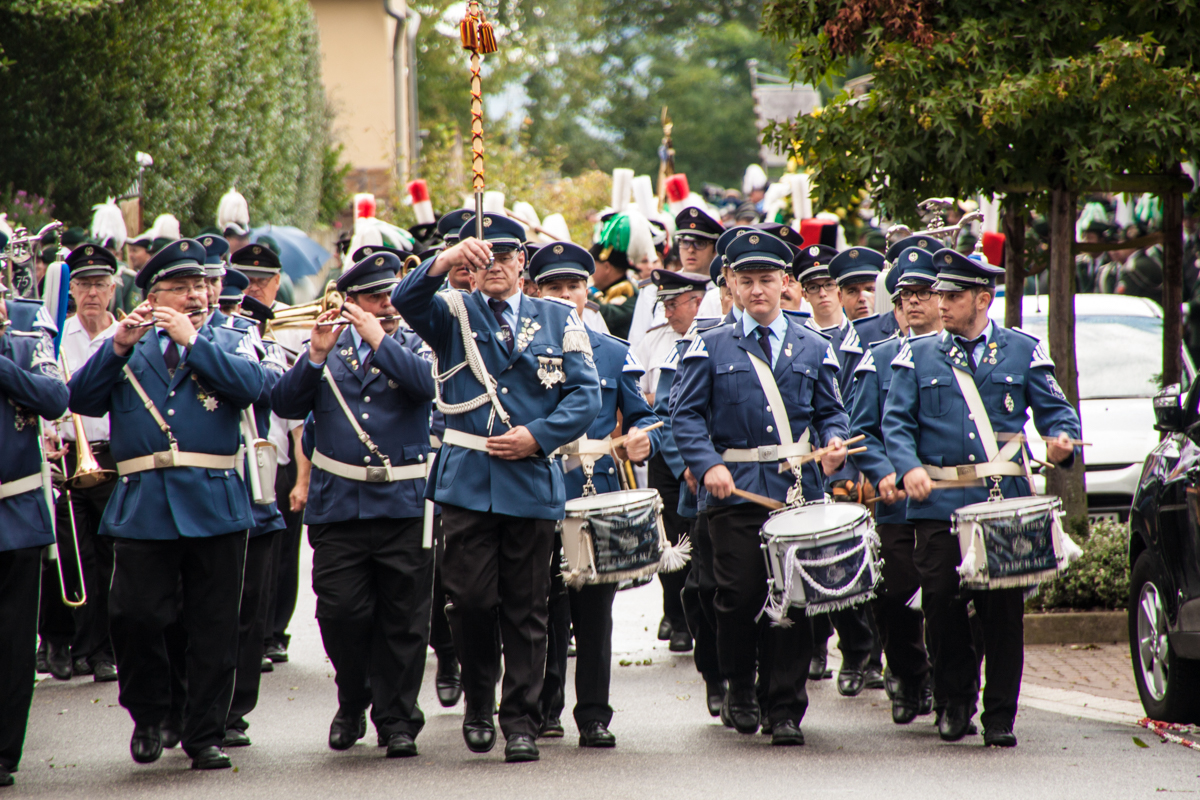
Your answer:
[1163,163,1184,390]
[1002,195,1026,329]
[1046,187,1088,534]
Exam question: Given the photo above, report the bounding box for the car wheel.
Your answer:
[1129,551,1200,722]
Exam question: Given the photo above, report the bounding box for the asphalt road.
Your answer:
[16,548,1200,800]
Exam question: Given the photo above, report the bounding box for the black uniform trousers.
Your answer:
[543,572,620,728]
[542,548,570,723]
[440,505,556,739]
[913,520,1023,730]
[430,518,456,666]
[810,600,876,668]
[680,510,720,687]
[874,522,930,685]
[109,531,246,756]
[227,530,278,732]
[266,456,302,650]
[38,448,118,667]
[648,454,689,633]
[309,516,433,739]
[0,547,41,772]
[708,505,812,725]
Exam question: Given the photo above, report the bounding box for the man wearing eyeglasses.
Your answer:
[393,213,601,763]
[68,239,265,772]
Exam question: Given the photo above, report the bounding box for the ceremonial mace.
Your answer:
[460,1,497,242]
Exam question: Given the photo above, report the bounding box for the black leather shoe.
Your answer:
[864,666,885,690]
[328,709,367,751]
[436,659,463,708]
[504,734,539,763]
[578,720,616,748]
[657,617,672,641]
[161,725,181,750]
[884,666,899,700]
[668,630,693,652]
[130,724,162,764]
[771,720,805,746]
[386,732,419,758]
[47,643,72,681]
[0,766,12,786]
[706,681,724,717]
[223,729,251,747]
[722,688,760,735]
[938,704,974,742]
[260,657,274,673]
[36,643,50,674]
[983,726,1018,748]
[538,716,564,739]
[919,679,934,716]
[837,668,865,697]
[463,715,497,753]
[191,746,232,770]
[892,692,919,725]
[264,642,288,663]
[808,650,829,680]
[73,657,93,676]
[93,661,118,683]
[760,720,773,736]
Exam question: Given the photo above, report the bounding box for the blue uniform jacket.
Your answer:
[849,334,907,525]
[69,325,265,539]
[0,331,69,551]
[270,326,436,524]
[672,314,849,507]
[564,329,661,499]
[882,327,1082,521]
[392,261,601,520]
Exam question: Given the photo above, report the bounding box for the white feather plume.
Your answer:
[511,201,541,239]
[540,213,571,243]
[483,191,506,214]
[742,164,768,196]
[90,197,127,250]
[217,188,250,235]
[611,168,633,214]
[150,214,181,241]
[624,210,655,267]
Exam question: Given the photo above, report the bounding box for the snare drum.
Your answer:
[561,489,669,588]
[760,502,880,619]
[953,496,1079,590]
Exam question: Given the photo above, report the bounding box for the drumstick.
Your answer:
[791,434,866,465]
[866,491,908,506]
[730,487,784,510]
[608,420,665,449]
[996,432,1091,447]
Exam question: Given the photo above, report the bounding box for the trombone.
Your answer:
[58,357,116,490]
[38,417,88,609]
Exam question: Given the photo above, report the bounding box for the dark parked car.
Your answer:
[1129,381,1200,721]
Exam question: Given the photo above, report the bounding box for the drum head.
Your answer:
[566,489,658,514]
[762,503,869,538]
[956,496,1060,518]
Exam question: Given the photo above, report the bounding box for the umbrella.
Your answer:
[249,225,331,281]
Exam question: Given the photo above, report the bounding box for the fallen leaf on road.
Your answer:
[619,659,632,666]
[1134,736,1150,748]
[676,695,690,701]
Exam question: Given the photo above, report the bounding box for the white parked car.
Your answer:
[987,293,1194,522]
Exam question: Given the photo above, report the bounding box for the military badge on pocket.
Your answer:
[537,356,565,389]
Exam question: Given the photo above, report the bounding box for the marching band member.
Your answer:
[68,240,265,771]
[532,241,661,748]
[199,234,230,326]
[393,213,600,763]
[672,231,848,745]
[0,290,69,788]
[435,210,477,292]
[270,252,436,758]
[881,250,1081,746]
[848,245,939,726]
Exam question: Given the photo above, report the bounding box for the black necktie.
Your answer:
[162,337,180,375]
[756,325,773,366]
[488,298,513,354]
[956,335,985,372]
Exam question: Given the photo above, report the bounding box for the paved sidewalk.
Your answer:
[1023,642,1138,703]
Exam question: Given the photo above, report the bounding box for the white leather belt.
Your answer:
[442,428,490,452]
[116,451,238,476]
[312,450,430,483]
[0,472,42,500]
[722,442,811,463]
[554,436,611,458]
[923,461,1025,482]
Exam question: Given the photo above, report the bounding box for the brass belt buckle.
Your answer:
[956,465,977,480]
[365,466,389,483]
[154,451,176,469]
[757,444,778,461]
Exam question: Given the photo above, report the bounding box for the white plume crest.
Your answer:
[540,213,571,243]
[624,209,655,266]
[90,197,128,250]
[217,187,250,235]
[742,164,768,196]
[150,213,181,241]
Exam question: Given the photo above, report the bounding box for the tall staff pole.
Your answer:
[460,1,496,241]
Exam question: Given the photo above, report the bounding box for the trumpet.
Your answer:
[268,283,344,332]
[58,357,116,491]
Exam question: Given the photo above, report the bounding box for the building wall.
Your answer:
[310,0,396,196]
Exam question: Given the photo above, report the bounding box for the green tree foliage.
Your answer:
[0,0,331,232]
[760,0,1200,220]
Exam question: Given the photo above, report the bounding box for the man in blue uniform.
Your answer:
[200,234,230,326]
[68,239,265,771]
[271,251,436,758]
[0,291,69,788]
[532,242,661,748]
[672,231,849,745]
[392,213,600,763]
[849,245,939,725]
[882,249,1082,747]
